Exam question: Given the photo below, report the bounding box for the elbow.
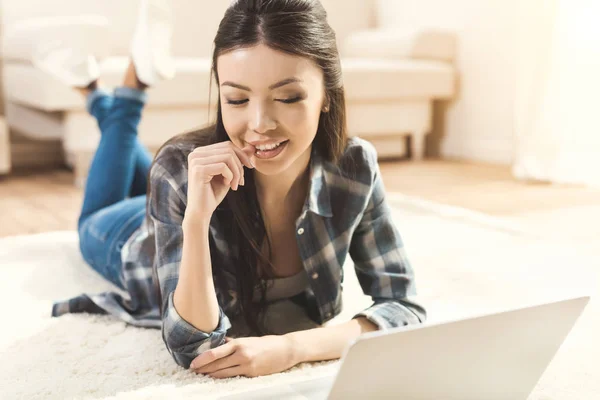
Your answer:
[161,311,229,369]
[160,292,230,368]
[163,330,225,369]
[360,298,427,330]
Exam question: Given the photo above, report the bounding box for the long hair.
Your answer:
[148,0,348,335]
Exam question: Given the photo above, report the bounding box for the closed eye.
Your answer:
[226,99,248,105]
[277,96,303,104]
[226,96,303,106]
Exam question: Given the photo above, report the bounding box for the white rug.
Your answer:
[0,196,598,400]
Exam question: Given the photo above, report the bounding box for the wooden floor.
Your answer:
[2,159,600,238]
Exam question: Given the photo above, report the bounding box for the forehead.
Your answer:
[217,44,323,88]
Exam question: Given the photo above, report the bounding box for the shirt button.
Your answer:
[297,228,305,235]
[325,312,332,318]
[312,272,319,280]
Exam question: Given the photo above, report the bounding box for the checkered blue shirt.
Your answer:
[52,137,426,368]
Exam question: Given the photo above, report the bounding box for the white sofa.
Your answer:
[1,0,456,184]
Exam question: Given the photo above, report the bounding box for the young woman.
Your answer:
[47,0,426,378]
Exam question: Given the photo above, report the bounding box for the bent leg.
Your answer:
[78,87,148,228]
[86,88,153,200]
[129,138,153,198]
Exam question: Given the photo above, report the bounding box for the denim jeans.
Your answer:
[77,87,152,290]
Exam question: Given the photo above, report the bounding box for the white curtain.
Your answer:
[513,0,600,186]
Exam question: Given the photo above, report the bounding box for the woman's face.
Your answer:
[217,43,327,176]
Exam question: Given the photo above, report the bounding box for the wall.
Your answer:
[378,0,519,165]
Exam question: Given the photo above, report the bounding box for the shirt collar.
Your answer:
[304,148,333,218]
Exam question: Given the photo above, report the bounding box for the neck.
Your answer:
[254,146,312,210]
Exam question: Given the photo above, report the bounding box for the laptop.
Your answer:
[218,295,590,400]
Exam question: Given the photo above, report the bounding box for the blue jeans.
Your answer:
[78,87,152,290]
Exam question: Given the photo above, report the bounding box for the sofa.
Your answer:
[1,0,456,185]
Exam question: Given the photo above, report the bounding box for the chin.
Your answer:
[253,158,295,176]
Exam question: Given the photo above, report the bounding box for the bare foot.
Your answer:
[123,61,147,90]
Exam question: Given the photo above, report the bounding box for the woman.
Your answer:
[48,0,426,378]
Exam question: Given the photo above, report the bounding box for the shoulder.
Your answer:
[324,136,379,186]
[150,142,192,191]
[341,136,378,166]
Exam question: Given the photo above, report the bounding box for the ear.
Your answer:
[322,96,331,113]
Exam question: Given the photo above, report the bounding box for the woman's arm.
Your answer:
[173,217,220,333]
[349,143,427,329]
[151,142,254,369]
[285,317,378,364]
[149,156,229,369]
[189,317,378,378]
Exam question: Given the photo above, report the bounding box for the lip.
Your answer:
[247,139,288,147]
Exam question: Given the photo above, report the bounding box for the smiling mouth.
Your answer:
[254,140,288,151]
[254,140,289,159]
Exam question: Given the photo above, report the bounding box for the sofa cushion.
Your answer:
[4,56,455,111]
[3,57,217,111]
[342,29,456,62]
[342,58,455,101]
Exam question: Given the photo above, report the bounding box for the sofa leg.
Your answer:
[0,118,11,174]
[410,133,426,161]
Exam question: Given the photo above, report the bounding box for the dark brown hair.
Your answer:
[149,0,348,334]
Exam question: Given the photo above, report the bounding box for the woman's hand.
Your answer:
[190,336,298,379]
[185,142,255,222]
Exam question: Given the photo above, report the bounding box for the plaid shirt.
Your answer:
[52,137,425,368]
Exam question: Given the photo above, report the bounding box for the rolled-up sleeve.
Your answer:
[148,156,230,368]
[349,151,426,329]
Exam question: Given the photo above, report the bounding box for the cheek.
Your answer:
[279,105,321,140]
[221,109,245,143]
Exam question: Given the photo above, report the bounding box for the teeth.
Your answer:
[256,141,285,151]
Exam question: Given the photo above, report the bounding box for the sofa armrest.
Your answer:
[341,29,456,62]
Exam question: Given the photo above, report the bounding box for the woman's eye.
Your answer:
[226,99,248,105]
[278,96,302,104]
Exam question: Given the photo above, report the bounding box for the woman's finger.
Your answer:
[193,162,234,188]
[196,352,241,374]
[208,365,246,379]
[189,144,248,186]
[230,144,256,169]
[226,146,246,187]
[190,340,237,369]
[190,154,241,190]
[188,142,254,170]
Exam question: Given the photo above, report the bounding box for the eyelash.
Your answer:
[226,96,303,106]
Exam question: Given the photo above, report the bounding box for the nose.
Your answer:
[249,101,277,134]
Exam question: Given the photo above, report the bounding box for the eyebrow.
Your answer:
[220,77,302,92]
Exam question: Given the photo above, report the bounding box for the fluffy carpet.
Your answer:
[0,195,597,400]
